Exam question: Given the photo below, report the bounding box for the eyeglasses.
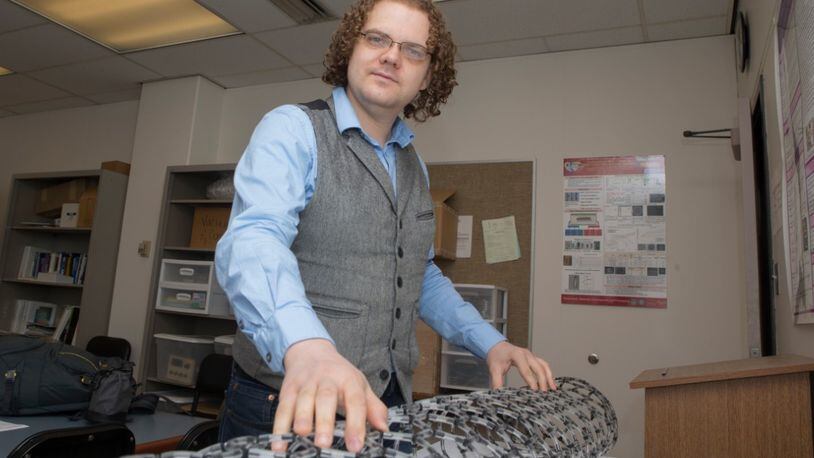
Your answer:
[360,31,430,62]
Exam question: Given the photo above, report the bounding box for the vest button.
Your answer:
[398,247,403,258]
[395,308,401,319]
[397,277,403,287]
[379,369,389,381]
[391,339,396,350]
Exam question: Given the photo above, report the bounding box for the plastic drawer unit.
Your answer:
[154,333,215,387]
[155,259,230,316]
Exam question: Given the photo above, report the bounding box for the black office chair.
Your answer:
[85,335,131,361]
[190,353,233,417]
[176,420,220,451]
[8,423,135,458]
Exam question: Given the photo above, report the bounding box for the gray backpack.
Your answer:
[0,335,137,421]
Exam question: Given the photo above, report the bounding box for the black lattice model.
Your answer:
[122,377,617,457]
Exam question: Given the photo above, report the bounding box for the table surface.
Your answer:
[629,354,814,389]
[0,411,208,456]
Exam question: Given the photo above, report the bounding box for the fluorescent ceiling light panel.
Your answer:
[0,66,13,76]
[11,0,240,52]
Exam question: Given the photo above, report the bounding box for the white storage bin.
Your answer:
[214,335,234,355]
[156,259,230,316]
[440,353,491,390]
[154,333,214,386]
[454,284,507,321]
[160,259,213,285]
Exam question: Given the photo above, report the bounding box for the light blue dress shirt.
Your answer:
[215,87,506,374]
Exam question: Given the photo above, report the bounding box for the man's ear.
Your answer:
[419,66,431,91]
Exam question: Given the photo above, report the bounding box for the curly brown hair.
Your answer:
[322,0,457,122]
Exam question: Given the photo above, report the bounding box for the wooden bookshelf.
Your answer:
[140,164,237,391]
[0,169,128,348]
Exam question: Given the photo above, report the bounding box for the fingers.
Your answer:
[490,365,505,389]
[342,381,367,453]
[271,383,298,451]
[365,385,389,432]
[515,352,539,390]
[314,385,338,448]
[292,384,317,436]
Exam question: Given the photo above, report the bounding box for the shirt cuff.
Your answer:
[466,323,508,360]
[252,305,334,373]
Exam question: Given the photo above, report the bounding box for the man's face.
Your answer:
[346,0,432,119]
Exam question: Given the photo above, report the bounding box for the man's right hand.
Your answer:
[271,339,389,453]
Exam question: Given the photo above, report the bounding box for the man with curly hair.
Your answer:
[215,0,555,452]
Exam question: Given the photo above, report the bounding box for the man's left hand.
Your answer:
[485,341,556,391]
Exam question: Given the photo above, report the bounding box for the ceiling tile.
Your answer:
[0,24,113,72]
[442,0,640,46]
[29,56,159,95]
[0,74,70,106]
[647,16,729,42]
[254,21,339,65]
[211,67,313,88]
[302,63,326,77]
[321,0,355,18]
[457,37,548,62]
[546,26,644,52]
[0,1,47,34]
[0,109,15,117]
[5,96,94,114]
[85,88,142,104]
[196,0,297,33]
[127,35,289,77]
[644,0,731,23]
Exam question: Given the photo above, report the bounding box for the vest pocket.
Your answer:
[309,294,366,319]
[415,209,434,221]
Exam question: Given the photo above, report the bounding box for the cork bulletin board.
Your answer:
[427,161,535,347]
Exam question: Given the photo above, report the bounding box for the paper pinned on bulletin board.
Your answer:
[482,216,521,264]
[456,215,473,258]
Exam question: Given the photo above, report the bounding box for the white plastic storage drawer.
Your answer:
[214,335,235,356]
[441,352,490,390]
[156,259,230,316]
[454,284,507,321]
[443,321,506,354]
[154,334,214,387]
[160,259,213,285]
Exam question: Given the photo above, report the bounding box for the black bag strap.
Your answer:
[2,369,17,414]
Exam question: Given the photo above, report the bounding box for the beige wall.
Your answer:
[0,101,139,248]
[216,36,741,457]
[737,0,814,358]
[0,32,744,457]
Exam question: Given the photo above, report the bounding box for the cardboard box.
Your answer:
[78,186,97,228]
[36,179,86,217]
[101,160,131,175]
[412,321,441,396]
[189,207,231,249]
[430,188,458,260]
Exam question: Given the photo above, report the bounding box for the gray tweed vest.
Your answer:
[232,96,435,402]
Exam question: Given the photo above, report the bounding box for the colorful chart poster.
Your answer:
[561,156,667,308]
[778,0,814,324]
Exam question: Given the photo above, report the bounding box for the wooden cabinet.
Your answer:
[0,169,128,348]
[630,355,814,457]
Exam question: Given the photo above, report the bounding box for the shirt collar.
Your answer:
[332,86,415,149]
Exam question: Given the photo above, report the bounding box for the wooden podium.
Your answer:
[630,355,814,457]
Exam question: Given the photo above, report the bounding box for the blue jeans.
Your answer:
[219,363,405,442]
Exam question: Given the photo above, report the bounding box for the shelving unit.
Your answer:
[140,164,237,392]
[0,169,128,348]
[440,284,508,391]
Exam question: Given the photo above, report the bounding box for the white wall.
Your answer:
[215,36,740,457]
[0,101,139,248]
[737,0,814,358]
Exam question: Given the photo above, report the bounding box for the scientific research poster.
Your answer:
[778,0,814,324]
[561,156,667,308]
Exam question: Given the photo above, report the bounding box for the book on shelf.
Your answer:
[0,301,80,343]
[17,246,88,285]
